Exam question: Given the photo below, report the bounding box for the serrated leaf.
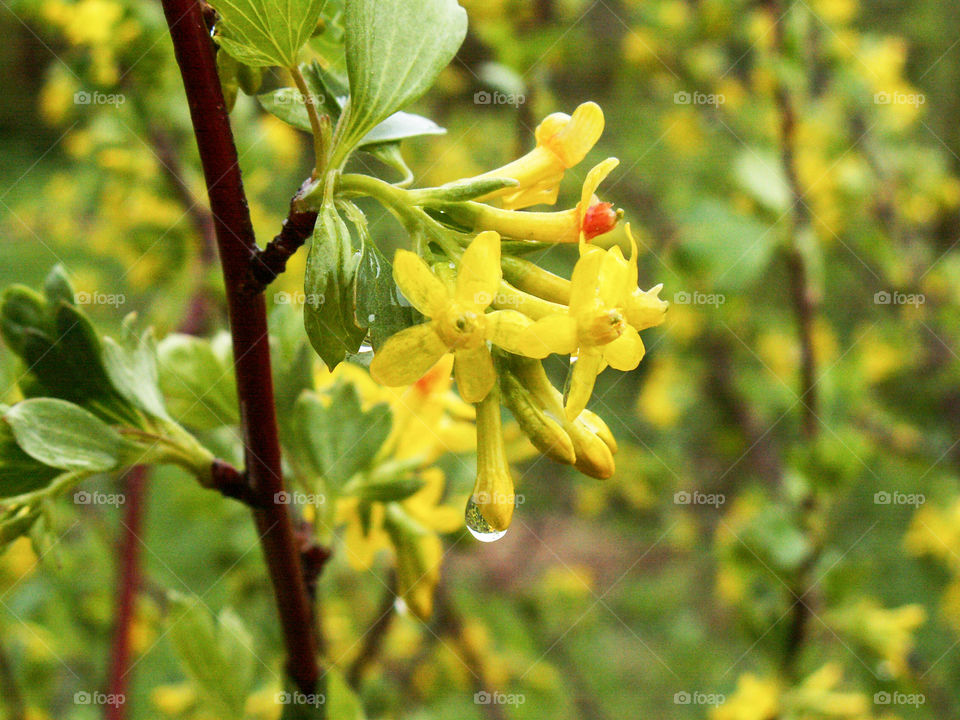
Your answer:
[336,0,467,156]
[102,321,169,421]
[209,0,328,67]
[157,334,239,429]
[167,593,254,717]
[4,399,126,472]
[303,202,367,370]
[294,384,391,486]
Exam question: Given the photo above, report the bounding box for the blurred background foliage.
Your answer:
[2,0,960,718]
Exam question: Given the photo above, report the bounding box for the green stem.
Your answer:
[289,65,326,178]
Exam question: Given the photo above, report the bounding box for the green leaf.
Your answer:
[294,383,391,486]
[734,150,791,213]
[336,0,467,156]
[4,399,126,472]
[678,199,776,292]
[349,475,424,503]
[102,319,170,421]
[157,333,239,429]
[326,667,366,720]
[0,285,136,424]
[0,421,61,499]
[166,593,255,717]
[353,240,416,350]
[259,62,445,145]
[209,0,328,67]
[303,202,368,370]
[42,265,75,308]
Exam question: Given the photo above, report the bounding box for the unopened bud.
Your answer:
[470,386,516,531]
[581,202,620,240]
[500,372,576,465]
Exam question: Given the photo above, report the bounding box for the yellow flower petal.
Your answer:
[542,102,605,168]
[603,325,645,371]
[569,245,605,309]
[565,350,604,420]
[456,231,502,309]
[627,284,668,331]
[523,314,578,358]
[370,324,448,387]
[454,345,495,403]
[393,250,449,316]
[598,244,631,308]
[486,309,534,354]
[579,157,619,214]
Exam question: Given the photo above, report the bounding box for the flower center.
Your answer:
[437,307,486,349]
[579,308,625,346]
[581,202,619,240]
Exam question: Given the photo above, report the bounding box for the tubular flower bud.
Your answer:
[507,356,617,479]
[500,255,572,305]
[453,158,621,244]
[467,385,516,534]
[472,102,605,210]
[499,370,576,465]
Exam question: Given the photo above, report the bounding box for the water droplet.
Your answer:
[465,498,507,542]
[367,313,376,323]
[358,342,373,353]
[393,596,409,616]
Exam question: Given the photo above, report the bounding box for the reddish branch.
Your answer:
[159,0,319,694]
[105,466,149,720]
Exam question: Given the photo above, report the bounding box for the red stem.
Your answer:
[159,0,319,693]
[105,466,148,720]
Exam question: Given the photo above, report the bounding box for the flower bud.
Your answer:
[577,409,618,453]
[566,418,616,479]
[500,371,576,465]
[469,386,516,532]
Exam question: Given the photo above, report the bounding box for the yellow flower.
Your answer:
[474,102,605,209]
[711,674,779,720]
[382,355,476,462]
[466,158,622,243]
[522,244,646,419]
[623,226,668,330]
[370,231,535,403]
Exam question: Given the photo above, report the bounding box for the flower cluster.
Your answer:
[364,103,668,538]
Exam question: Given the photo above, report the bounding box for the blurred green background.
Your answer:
[3,0,960,718]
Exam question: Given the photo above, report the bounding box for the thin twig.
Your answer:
[244,180,318,295]
[346,573,397,689]
[159,0,320,694]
